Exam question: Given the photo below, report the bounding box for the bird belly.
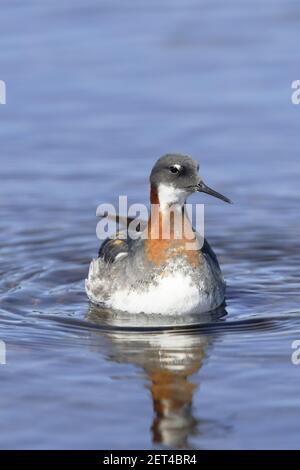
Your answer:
[85,256,225,315]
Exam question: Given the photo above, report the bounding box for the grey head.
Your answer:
[150,153,231,205]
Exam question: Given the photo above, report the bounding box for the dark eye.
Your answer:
[169,165,181,174]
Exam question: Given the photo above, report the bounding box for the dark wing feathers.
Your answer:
[201,238,220,269]
[97,214,145,263]
[98,237,129,263]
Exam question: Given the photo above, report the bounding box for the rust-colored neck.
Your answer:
[145,184,199,266]
[150,183,159,205]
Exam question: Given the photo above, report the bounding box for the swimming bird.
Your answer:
[86,154,231,315]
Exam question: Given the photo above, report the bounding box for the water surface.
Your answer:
[0,0,300,449]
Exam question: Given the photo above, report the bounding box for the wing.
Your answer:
[98,236,130,263]
[97,213,147,264]
[201,238,221,269]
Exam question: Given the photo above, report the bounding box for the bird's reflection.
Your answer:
[87,305,226,449]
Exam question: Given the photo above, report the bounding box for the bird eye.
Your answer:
[169,164,181,174]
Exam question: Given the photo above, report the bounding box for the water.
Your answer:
[1,0,300,449]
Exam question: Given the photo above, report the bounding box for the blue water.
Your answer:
[0,0,300,449]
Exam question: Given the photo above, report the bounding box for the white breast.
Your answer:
[86,255,225,315]
[105,271,216,315]
[157,184,189,210]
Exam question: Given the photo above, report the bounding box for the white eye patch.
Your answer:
[173,164,181,171]
[169,163,182,174]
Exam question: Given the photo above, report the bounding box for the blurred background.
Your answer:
[0,0,300,450]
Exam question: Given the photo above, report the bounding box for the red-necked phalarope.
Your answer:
[86,154,231,315]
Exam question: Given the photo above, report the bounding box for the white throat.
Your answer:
[158,184,189,212]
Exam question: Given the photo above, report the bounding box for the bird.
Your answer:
[85,154,231,315]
